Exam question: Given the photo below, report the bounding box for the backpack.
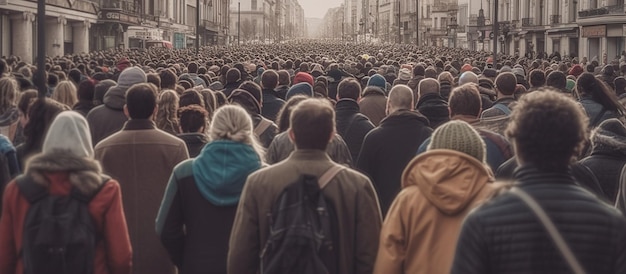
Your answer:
[255,117,274,137]
[260,165,344,274]
[16,174,108,274]
[492,103,512,116]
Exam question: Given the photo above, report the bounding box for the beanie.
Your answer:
[117,67,147,87]
[428,120,486,162]
[569,64,584,77]
[461,64,473,73]
[293,72,314,86]
[286,82,314,100]
[566,79,576,92]
[367,74,387,90]
[398,68,412,81]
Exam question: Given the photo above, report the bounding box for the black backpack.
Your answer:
[260,165,344,274]
[16,174,108,274]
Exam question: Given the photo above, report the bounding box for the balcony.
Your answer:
[522,18,534,27]
[579,4,625,18]
[550,15,561,25]
[204,20,219,32]
[432,3,459,12]
[428,28,448,36]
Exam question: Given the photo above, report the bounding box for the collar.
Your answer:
[513,165,576,186]
[287,149,333,162]
[123,119,156,130]
[451,115,479,125]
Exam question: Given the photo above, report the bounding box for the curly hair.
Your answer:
[156,89,180,135]
[505,88,589,171]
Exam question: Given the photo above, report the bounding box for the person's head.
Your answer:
[23,98,66,153]
[506,88,588,171]
[261,69,279,90]
[427,120,486,163]
[0,77,18,114]
[448,83,482,118]
[179,89,205,108]
[77,79,96,103]
[52,80,78,107]
[289,98,335,151]
[277,69,291,86]
[614,76,626,96]
[94,79,116,106]
[124,83,158,120]
[276,95,309,133]
[293,72,315,87]
[337,78,361,101]
[42,111,93,159]
[146,73,161,90]
[417,78,440,99]
[494,72,517,96]
[187,62,199,74]
[546,71,567,91]
[159,69,178,90]
[209,104,265,160]
[577,72,625,114]
[17,89,38,125]
[238,81,263,105]
[529,69,546,88]
[226,68,241,84]
[47,73,59,87]
[413,64,425,77]
[458,71,479,85]
[156,89,179,132]
[117,66,147,88]
[178,104,208,133]
[387,84,414,115]
[367,74,387,91]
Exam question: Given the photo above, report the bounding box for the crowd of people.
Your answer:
[0,40,626,274]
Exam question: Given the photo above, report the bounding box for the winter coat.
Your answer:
[407,76,424,95]
[439,81,453,100]
[261,89,286,122]
[451,166,626,274]
[156,140,261,274]
[220,82,240,98]
[359,87,387,126]
[86,85,129,146]
[0,153,132,274]
[95,119,189,274]
[357,110,433,215]
[335,99,375,161]
[580,95,623,128]
[0,107,19,142]
[374,150,502,274]
[266,131,353,167]
[480,97,516,119]
[274,85,290,100]
[228,149,382,274]
[416,93,450,129]
[73,101,95,117]
[177,133,209,158]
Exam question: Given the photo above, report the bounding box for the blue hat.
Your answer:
[286,82,314,100]
[367,74,387,90]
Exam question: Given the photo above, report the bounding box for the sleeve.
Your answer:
[416,137,431,155]
[228,175,261,274]
[373,195,407,274]
[102,181,133,274]
[330,135,353,168]
[266,138,279,165]
[356,132,375,180]
[450,213,488,274]
[155,169,185,268]
[614,217,626,273]
[355,177,383,274]
[0,182,17,274]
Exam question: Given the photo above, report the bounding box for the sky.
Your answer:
[300,0,343,19]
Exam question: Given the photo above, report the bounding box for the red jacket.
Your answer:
[0,172,132,274]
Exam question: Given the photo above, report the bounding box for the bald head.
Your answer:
[458,71,479,85]
[418,78,440,98]
[387,84,414,114]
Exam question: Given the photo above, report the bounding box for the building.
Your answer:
[229,0,304,44]
[578,0,625,62]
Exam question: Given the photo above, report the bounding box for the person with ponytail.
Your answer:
[576,72,626,128]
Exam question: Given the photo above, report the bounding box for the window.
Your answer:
[252,0,257,10]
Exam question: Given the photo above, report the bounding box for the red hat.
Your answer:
[461,64,473,73]
[293,72,314,87]
[569,64,584,77]
[117,57,131,72]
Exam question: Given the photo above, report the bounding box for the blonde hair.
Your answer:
[209,104,265,161]
[0,77,18,114]
[52,81,78,107]
[156,89,180,135]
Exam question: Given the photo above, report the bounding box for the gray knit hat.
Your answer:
[428,120,486,162]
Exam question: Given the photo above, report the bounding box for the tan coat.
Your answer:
[228,149,383,274]
[374,149,502,274]
[95,119,189,274]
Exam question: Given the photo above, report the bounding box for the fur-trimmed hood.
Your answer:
[591,118,626,156]
[24,151,104,196]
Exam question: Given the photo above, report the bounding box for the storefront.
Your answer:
[91,8,141,50]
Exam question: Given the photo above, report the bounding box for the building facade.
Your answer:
[228,0,305,44]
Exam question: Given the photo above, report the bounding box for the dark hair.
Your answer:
[276,95,309,133]
[126,83,158,119]
[337,78,362,100]
[159,69,178,89]
[277,70,291,86]
[546,71,567,91]
[238,81,262,105]
[261,70,279,90]
[179,104,208,133]
[214,91,228,109]
[200,89,217,120]
[226,68,241,84]
[179,89,205,108]
[448,83,481,117]
[614,77,626,96]
[23,98,65,160]
[528,69,545,88]
[576,72,626,114]
[146,73,161,90]
[495,72,517,96]
[47,73,59,87]
[290,98,335,150]
[506,88,588,171]
[17,89,38,114]
[187,62,199,74]
[77,79,96,102]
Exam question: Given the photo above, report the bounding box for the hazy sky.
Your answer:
[300,0,343,18]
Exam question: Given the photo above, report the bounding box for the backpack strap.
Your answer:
[15,175,48,204]
[492,103,512,116]
[318,165,345,189]
[254,118,273,137]
[510,187,587,274]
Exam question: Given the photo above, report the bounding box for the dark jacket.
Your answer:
[359,87,387,126]
[266,131,353,167]
[580,95,623,128]
[274,85,289,100]
[220,82,240,98]
[415,93,450,129]
[177,133,209,158]
[407,76,424,95]
[86,85,129,146]
[335,99,375,161]
[252,114,277,148]
[439,80,453,100]
[451,166,626,274]
[480,97,516,119]
[357,110,433,215]
[261,89,286,122]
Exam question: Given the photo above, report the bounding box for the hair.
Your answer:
[614,77,626,96]
[505,88,588,171]
[52,80,78,107]
[214,91,228,108]
[448,83,482,117]
[418,78,440,98]
[22,98,66,160]
[261,69,279,90]
[290,98,335,150]
[337,78,361,100]
[493,72,517,96]
[546,71,567,91]
[226,68,241,84]
[156,89,180,134]
[76,79,96,102]
[159,69,178,90]
[276,95,309,133]
[0,77,19,114]
[277,70,291,86]
[576,72,626,115]
[238,81,263,105]
[210,104,265,160]
[47,72,59,87]
[17,89,38,115]
[179,104,208,133]
[187,62,199,74]
[147,73,161,90]
[200,89,217,120]
[388,84,414,112]
[179,89,205,108]
[126,83,158,119]
[529,69,546,88]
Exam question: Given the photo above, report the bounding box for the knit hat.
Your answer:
[398,68,412,81]
[117,57,131,72]
[569,64,584,77]
[367,74,387,90]
[43,111,94,158]
[117,67,147,88]
[461,64,473,73]
[293,72,314,86]
[286,82,314,100]
[428,120,486,162]
[566,79,576,92]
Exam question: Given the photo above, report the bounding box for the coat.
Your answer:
[374,150,501,274]
[261,89,286,122]
[86,85,129,146]
[415,93,450,129]
[359,87,387,126]
[357,110,433,216]
[266,131,353,167]
[95,119,189,274]
[335,99,375,161]
[451,166,626,274]
[177,133,209,158]
[228,150,382,274]
[0,153,132,274]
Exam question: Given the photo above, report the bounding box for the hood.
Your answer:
[402,149,493,215]
[380,109,430,127]
[591,118,626,156]
[25,151,103,196]
[286,82,314,100]
[0,107,19,127]
[43,111,93,158]
[102,85,128,110]
[192,140,261,206]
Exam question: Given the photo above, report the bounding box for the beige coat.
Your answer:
[228,149,383,274]
[374,149,502,274]
[95,119,189,274]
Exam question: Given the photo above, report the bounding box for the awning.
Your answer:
[547,27,576,33]
[518,31,528,36]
